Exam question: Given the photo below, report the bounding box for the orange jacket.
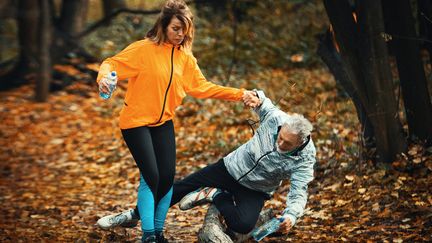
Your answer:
[98,39,244,129]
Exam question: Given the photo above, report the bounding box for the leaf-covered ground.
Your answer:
[0,67,431,242]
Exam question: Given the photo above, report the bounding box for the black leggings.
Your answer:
[171,159,269,234]
[121,120,176,203]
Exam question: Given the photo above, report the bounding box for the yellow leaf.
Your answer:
[372,203,380,212]
[408,149,417,156]
[176,216,187,222]
[336,199,349,207]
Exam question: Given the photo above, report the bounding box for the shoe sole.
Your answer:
[97,219,138,229]
[97,223,113,230]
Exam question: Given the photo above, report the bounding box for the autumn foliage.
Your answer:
[0,66,431,242]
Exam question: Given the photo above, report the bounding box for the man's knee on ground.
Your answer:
[226,218,256,234]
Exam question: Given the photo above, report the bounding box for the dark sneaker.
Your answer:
[142,235,157,243]
[156,233,169,243]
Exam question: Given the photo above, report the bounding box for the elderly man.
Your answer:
[97,90,316,236]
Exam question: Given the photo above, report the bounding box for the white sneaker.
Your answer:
[96,209,139,229]
[179,187,220,210]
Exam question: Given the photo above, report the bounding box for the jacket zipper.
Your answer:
[156,47,175,124]
[236,149,275,182]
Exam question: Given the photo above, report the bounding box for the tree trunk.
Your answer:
[103,0,126,16]
[0,0,15,18]
[198,205,233,243]
[383,0,432,143]
[1,0,103,92]
[197,205,273,243]
[322,0,369,107]
[59,0,89,36]
[0,0,39,90]
[317,29,375,148]
[323,0,407,163]
[418,0,432,64]
[322,0,376,154]
[18,0,39,71]
[356,0,407,162]
[53,0,90,63]
[36,0,51,102]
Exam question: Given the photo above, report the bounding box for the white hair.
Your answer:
[282,114,313,143]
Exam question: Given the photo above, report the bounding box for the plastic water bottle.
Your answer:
[251,216,285,241]
[99,71,117,99]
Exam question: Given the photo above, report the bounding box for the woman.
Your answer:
[96,1,259,242]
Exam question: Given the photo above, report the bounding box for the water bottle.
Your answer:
[99,71,117,99]
[251,216,285,241]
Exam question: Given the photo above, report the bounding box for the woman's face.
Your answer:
[166,16,185,46]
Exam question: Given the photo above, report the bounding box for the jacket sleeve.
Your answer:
[97,41,143,82]
[284,157,315,226]
[253,90,279,123]
[183,54,244,101]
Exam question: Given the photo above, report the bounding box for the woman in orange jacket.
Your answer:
[95,1,259,242]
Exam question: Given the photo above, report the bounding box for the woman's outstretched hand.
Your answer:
[242,90,261,108]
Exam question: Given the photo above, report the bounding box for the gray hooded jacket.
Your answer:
[223,90,316,225]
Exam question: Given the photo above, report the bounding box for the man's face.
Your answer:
[276,126,302,154]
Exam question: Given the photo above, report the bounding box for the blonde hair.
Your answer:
[146,0,194,51]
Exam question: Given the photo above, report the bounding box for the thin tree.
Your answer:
[383,0,432,144]
[0,0,39,90]
[36,0,51,102]
[59,0,89,36]
[103,0,127,17]
[323,0,407,163]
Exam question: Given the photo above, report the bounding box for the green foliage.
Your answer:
[0,19,18,68]
[82,0,328,82]
[0,0,327,81]
[193,0,329,81]
[82,15,154,61]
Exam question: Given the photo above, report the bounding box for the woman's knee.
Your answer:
[140,170,159,193]
[158,170,174,185]
[157,175,174,201]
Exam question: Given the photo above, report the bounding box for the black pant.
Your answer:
[171,159,269,234]
[121,120,176,204]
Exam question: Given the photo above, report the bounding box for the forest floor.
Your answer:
[0,67,431,242]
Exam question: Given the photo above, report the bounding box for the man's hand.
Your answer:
[277,215,293,234]
[242,90,261,108]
